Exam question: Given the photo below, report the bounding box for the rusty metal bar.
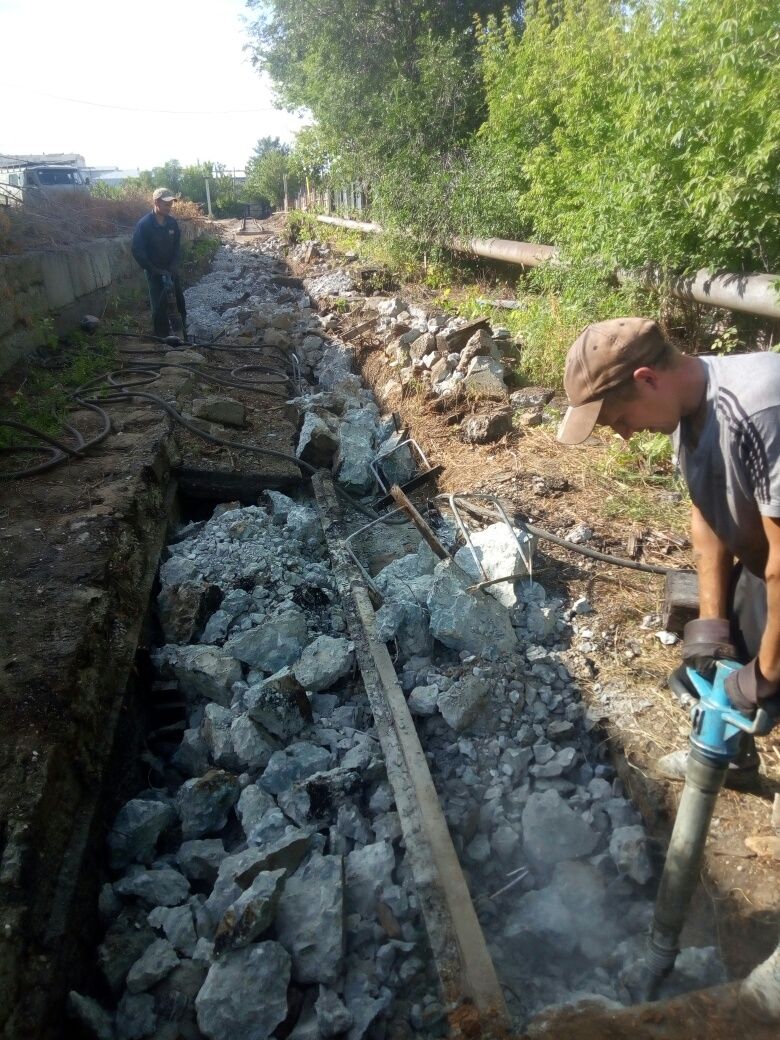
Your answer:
[387,484,450,560]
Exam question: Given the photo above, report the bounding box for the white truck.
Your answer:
[0,162,90,205]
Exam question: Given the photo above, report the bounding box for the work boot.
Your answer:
[739,943,780,1023]
[654,736,761,791]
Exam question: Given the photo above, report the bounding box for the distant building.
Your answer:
[89,168,140,187]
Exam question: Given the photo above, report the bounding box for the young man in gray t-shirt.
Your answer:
[558,317,780,786]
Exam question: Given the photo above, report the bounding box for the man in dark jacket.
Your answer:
[132,187,187,337]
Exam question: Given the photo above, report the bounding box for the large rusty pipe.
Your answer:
[314,215,780,320]
[623,268,780,321]
[451,235,559,267]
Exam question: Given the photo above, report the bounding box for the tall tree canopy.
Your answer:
[245,1,519,180]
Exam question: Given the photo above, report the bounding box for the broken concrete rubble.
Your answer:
[77,239,724,1040]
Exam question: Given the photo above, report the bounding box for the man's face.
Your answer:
[597,372,681,440]
[154,198,174,216]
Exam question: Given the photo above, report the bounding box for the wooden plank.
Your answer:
[663,570,699,633]
[312,472,508,1030]
[342,316,379,342]
[435,317,491,354]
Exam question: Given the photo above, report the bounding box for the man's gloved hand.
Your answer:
[668,617,738,706]
[681,618,738,680]
[725,658,777,713]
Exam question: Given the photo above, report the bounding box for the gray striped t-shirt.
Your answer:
[673,352,780,578]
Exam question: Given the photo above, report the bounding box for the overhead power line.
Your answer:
[0,83,280,115]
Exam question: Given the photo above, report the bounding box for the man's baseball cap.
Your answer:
[557,318,668,444]
[153,187,179,202]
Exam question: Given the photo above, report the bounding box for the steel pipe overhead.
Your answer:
[625,268,780,321]
[315,215,780,320]
[451,235,559,268]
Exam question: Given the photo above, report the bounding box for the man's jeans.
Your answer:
[145,270,186,337]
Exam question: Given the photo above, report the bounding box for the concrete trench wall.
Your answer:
[0,221,198,376]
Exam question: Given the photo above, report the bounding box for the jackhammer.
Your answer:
[160,271,188,342]
[643,659,773,998]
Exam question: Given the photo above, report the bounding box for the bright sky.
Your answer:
[0,0,305,173]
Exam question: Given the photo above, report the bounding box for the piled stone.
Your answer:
[72,238,726,1039]
[71,252,444,1040]
[72,492,442,1040]
[372,544,726,1020]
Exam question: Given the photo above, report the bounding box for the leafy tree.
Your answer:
[475,0,780,271]
[245,144,299,208]
[245,0,518,180]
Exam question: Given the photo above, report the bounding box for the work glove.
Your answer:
[725,657,779,723]
[667,617,738,706]
[681,618,738,679]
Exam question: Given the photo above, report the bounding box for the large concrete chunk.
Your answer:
[375,600,434,661]
[176,770,241,839]
[227,609,308,673]
[126,938,179,994]
[108,799,176,871]
[609,825,654,885]
[462,356,508,400]
[276,853,344,984]
[454,523,536,608]
[437,675,489,732]
[245,667,312,738]
[260,743,333,795]
[335,425,375,494]
[114,868,190,908]
[176,839,226,885]
[195,942,291,1040]
[373,431,417,488]
[230,713,274,772]
[460,409,513,445]
[158,581,220,644]
[155,645,242,706]
[521,789,599,867]
[293,636,354,692]
[297,412,340,467]
[214,868,287,954]
[345,841,395,917]
[192,396,246,428]
[426,560,517,656]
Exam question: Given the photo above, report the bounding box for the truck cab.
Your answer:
[0,164,89,205]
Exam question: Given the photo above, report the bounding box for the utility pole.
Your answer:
[283,174,288,212]
[204,178,213,218]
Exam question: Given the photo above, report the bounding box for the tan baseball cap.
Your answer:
[557,318,668,444]
[153,187,179,202]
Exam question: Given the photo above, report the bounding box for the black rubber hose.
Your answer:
[0,402,112,479]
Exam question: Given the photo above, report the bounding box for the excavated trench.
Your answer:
[4,231,775,1040]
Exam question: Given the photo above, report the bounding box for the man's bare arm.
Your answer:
[758,515,780,684]
[690,504,734,619]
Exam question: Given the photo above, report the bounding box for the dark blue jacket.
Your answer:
[132,212,181,274]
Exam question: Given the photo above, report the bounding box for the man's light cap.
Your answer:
[557,317,667,444]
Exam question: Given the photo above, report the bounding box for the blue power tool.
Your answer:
[644,660,772,993]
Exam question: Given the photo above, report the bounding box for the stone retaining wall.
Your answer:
[0,221,198,375]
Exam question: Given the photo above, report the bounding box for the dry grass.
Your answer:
[0,192,207,255]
